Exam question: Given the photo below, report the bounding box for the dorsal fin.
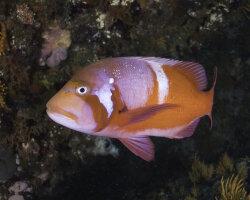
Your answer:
[173,62,208,90]
[127,57,208,91]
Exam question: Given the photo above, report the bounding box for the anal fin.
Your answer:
[173,118,200,139]
[119,136,154,161]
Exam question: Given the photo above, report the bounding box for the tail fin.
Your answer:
[208,67,217,128]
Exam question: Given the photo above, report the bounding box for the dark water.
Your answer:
[0,0,250,199]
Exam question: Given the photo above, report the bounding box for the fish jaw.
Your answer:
[47,106,77,121]
[46,105,97,134]
[46,106,77,129]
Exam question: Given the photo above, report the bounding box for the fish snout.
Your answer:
[46,91,98,134]
[46,93,78,122]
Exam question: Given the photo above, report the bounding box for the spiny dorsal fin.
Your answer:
[128,57,208,91]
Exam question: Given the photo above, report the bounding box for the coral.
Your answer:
[110,0,133,6]
[168,180,189,199]
[240,0,250,20]
[184,185,199,200]
[216,153,234,177]
[0,79,7,108]
[37,64,72,90]
[144,189,167,200]
[0,116,44,165]
[0,148,16,182]
[189,157,214,183]
[220,175,250,200]
[0,56,30,100]
[46,46,68,67]
[154,37,166,50]
[108,5,133,25]
[7,17,38,57]
[8,62,29,99]
[96,12,107,29]
[236,160,248,180]
[39,25,71,67]
[0,22,6,55]
[137,0,151,10]
[16,3,35,25]
[172,153,250,200]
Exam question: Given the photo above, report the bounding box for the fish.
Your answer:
[46,57,217,161]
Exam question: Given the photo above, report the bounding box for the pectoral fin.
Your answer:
[119,103,178,126]
[119,136,154,161]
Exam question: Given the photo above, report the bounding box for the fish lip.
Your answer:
[46,106,77,121]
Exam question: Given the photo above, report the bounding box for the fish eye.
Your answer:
[76,86,88,95]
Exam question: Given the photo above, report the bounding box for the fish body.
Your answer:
[46,57,217,161]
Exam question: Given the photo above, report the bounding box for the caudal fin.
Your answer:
[208,67,217,128]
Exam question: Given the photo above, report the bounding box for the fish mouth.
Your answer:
[46,106,77,121]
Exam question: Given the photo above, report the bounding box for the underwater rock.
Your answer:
[96,12,107,29]
[68,135,119,161]
[8,181,32,200]
[8,195,24,200]
[39,25,71,67]
[36,171,49,184]
[0,148,16,182]
[90,138,119,157]
[7,61,29,99]
[16,3,35,25]
[8,181,32,194]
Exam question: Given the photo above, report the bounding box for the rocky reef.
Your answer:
[0,0,250,199]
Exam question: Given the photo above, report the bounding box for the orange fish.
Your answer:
[46,57,217,161]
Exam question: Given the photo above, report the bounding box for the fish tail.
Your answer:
[207,67,217,128]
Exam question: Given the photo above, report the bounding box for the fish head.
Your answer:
[46,80,98,134]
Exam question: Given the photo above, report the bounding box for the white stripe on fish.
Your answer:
[147,61,169,104]
[94,84,114,118]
